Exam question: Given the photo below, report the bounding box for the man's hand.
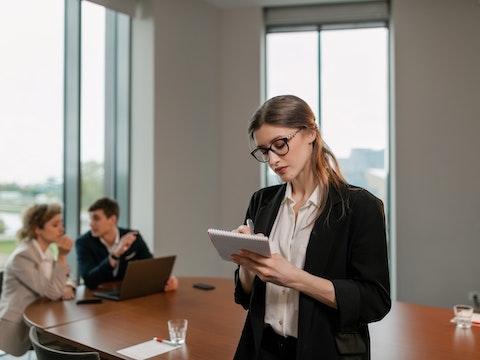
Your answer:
[112,231,138,258]
[164,276,179,292]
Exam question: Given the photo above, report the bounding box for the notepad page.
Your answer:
[207,228,271,261]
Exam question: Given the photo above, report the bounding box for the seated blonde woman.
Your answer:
[0,203,76,356]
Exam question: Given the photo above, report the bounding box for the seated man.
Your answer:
[76,197,178,291]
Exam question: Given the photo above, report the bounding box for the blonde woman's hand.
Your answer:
[57,235,73,254]
[61,286,76,300]
[57,235,74,257]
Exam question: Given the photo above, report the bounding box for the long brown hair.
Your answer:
[248,94,347,214]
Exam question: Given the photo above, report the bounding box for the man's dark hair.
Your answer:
[88,197,119,219]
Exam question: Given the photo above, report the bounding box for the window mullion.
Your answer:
[64,0,81,274]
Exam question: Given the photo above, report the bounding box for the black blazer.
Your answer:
[76,227,153,289]
[234,183,391,360]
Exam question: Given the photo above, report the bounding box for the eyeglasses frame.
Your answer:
[250,128,304,163]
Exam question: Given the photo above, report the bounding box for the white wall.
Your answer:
[218,7,264,275]
[131,0,262,278]
[131,0,480,307]
[131,0,155,256]
[393,0,480,307]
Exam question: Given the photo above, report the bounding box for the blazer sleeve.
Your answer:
[234,267,252,309]
[233,186,283,309]
[233,191,257,310]
[76,234,115,289]
[130,232,153,259]
[11,246,70,300]
[332,190,391,327]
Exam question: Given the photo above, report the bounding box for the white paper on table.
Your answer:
[117,339,180,360]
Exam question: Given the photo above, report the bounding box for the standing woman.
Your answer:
[0,203,76,356]
[231,95,391,360]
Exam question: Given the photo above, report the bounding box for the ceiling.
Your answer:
[202,0,370,8]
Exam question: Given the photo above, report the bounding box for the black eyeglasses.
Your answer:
[250,128,303,163]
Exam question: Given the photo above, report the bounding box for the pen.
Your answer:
[246,219,255,233]
[153,337,177,346]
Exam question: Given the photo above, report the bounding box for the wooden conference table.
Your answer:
[369,301,480,360]
[24,277,480,360]
[24,277,245,360]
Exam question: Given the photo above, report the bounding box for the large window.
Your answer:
[0,0,64,267]
[265,3,392,289]
[320,28,388,202]
[81,2,107,233]
[0,0,131,272]
[266,27,389,202]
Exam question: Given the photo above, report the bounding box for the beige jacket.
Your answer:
[0,240,71,356]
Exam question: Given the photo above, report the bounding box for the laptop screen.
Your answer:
[93,255,176,301]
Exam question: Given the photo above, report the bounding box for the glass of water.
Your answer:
[168,319,188,344]
[453,304,473,329]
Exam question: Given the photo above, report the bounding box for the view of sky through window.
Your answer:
[0,1,107,266]
[0,1,64,185]
[266,27,389,203]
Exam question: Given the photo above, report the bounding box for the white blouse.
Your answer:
[264,183,320,338]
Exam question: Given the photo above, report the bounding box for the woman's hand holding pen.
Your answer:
[233,223,254,235]
[231,217,311,292]
[232,219,299,289]
[232,219,308,290]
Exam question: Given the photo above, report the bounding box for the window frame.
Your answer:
[63,0,131,275]
[263,3,394,298]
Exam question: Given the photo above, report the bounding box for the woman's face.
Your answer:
[35,214,64,245]
[253,123,315,183]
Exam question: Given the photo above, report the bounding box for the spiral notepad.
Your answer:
[207,228,271,261]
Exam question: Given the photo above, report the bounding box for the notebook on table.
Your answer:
[93,255,176,301]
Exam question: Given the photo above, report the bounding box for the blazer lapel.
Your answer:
[305,186,345,275]
[298,186,346,350]
[253,184,286,237]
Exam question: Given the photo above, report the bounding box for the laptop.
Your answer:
[93,255,176,301]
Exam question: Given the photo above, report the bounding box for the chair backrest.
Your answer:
[0,270,4,297]
[29,326,101,360]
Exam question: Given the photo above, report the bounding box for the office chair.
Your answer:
[29,326,101,360]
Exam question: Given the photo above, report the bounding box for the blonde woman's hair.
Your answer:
[16,203,62,242]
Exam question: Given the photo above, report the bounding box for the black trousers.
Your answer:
[260,326,297,360]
